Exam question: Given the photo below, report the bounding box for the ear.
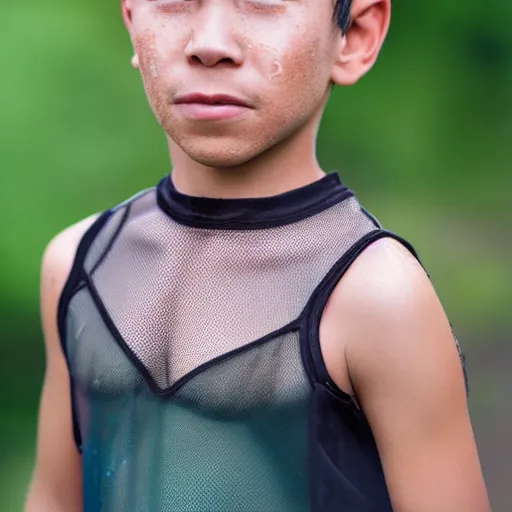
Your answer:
[122,0,139,66]
[331,0,391,86]
[121,0,135,36]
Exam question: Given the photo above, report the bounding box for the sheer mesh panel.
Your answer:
[66,288,310,512]
[90,190,376,390]
[83,206,129,274]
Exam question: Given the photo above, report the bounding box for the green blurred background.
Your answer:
[1,1,510,510]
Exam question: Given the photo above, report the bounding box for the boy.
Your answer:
[26,0,490,510]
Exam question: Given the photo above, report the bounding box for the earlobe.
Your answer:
[331,0,391,87]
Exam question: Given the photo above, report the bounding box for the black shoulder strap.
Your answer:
[56,209,114,452]
[301,229,468,400]
[57,210,114,356]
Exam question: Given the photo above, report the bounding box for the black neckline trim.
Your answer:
[156,172,353,230]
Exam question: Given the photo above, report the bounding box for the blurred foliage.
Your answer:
[1,1,510,510]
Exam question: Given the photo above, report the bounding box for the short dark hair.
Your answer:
[334,0,351,34]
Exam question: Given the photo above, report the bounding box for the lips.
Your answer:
[174,93,251,108]
[173,93,253,121]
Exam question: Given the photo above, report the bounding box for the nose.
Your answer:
[184,6,243,68]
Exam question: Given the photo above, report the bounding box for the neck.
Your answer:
[167,117,326,199]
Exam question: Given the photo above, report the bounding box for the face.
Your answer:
[123,0,341,167]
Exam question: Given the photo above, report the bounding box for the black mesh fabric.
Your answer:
[87,189,376,391]
[59,173,465,511]
[67,288,310,511]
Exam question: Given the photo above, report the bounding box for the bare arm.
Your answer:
[25,216,98,512]
[334,239,490,511]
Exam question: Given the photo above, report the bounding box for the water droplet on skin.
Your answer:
[106,470,113,478]
[150,61,159,78]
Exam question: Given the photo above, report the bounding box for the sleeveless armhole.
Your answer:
[301,229,468,511]
[56,210,114,451]
[57,188,155,452]
[301,228,468,401]
[57,204,135,451]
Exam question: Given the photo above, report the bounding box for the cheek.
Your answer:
[134,33,159,85]
[262,33,333,108]
[287,33,332,84]
[134,32,172,121]
[257,20,331,83]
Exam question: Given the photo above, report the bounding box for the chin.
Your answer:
[189,154,248,168]
[175,137,267,168]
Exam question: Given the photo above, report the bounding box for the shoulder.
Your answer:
[332,235,455,360]
[41,214,100,298]
[339,236,434,325]
[41,214,100,352]
[322,236,464,395]
[41,184,157,298]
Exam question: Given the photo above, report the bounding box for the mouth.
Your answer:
[173,93,253,121]
[174,93,252,108]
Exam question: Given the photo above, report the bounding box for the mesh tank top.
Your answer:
[58,172,465,512]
